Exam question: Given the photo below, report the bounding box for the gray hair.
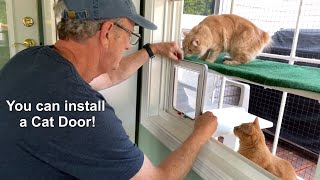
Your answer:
[53,0,121,42]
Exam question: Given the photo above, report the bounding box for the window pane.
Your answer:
[173,67,199,119]
[202,73,242,112]
[0,0,10,70]
[295,0,320,60]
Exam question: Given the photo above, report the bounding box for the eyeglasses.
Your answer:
[113,22,141,45]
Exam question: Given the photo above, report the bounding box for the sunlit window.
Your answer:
[174,0,320,179]
[0,0,9,69]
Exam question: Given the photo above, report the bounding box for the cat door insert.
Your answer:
[168,60,207,119]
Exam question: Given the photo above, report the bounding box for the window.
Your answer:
[183,0,214,15]
[0,0,9,69]
[141,0,288,179]
[177,0,320,179]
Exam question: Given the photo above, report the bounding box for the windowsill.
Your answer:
[141,111,278,180]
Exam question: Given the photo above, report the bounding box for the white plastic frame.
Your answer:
[168,60,208,119]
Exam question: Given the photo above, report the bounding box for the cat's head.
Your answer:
[233,117,263,142]
[182,25,212,57]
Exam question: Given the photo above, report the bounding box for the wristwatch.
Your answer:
[142,43,155,59]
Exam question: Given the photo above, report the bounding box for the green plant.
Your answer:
[183,0,213,15]
[0,1,9,70]
[0,1,7,24]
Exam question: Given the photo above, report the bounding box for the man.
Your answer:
[0,0,218,179]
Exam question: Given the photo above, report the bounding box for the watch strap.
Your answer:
[143,43,155,59]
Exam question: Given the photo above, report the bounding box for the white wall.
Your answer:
[99,53,138,142]
[99,0,141,142]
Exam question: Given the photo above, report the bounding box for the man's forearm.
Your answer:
[90,42,182,91]
[90,48,150,90]
[157,133,207,179]
[109,49,150,85]
[106,42,181,87]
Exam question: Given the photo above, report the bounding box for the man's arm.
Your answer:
[89,42,183,91]
[132,112,218,180]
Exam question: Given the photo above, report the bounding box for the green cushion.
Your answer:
[184,55,320,94]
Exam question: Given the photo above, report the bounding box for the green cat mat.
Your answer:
[184,55,320,94]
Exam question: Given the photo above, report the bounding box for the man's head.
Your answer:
[54,0,157,41]
[62,0,156,29]
[53,0,157,77]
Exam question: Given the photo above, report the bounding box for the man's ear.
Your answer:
[100,21,114,46]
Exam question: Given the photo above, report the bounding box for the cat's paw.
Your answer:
[205,58,216,63]
[223,60,241,65]
[199,56,207,61]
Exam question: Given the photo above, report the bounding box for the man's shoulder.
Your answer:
[0,46,104,105]
[1,46,69,77]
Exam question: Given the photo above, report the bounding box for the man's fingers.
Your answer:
[169,53,180,62]
[172,52,183,61]
[172,43,184,59]
[176,51,183,60]
[158,42,183,61]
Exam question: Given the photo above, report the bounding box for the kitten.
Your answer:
[233,117,296,180]
[182,14,270,65]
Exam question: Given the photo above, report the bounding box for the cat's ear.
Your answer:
[253,117,260,128]
[192,39,200,46]
[183,31,189,37]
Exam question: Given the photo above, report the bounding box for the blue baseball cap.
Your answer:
[62,0,157,30]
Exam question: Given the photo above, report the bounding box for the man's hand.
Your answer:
[193,111,218,145]
[132,111,218,180]
[150,42,184,62]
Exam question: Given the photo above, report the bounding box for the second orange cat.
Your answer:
[233,118,296,180]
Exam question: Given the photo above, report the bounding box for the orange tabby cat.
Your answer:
[233,117,296,180]
[182,14,270,65]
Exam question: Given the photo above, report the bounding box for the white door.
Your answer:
[0,0,40,70]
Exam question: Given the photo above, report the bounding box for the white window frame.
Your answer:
[140,0,283,179]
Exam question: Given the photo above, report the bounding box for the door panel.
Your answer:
[41,0,57,45]
[0,0,40,70]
